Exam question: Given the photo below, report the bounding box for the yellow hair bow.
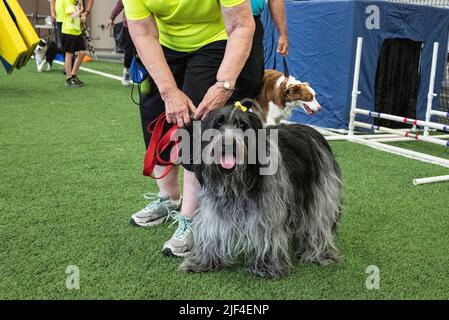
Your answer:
[234,101,247,112]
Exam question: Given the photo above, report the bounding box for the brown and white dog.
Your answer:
[255,70,321,126]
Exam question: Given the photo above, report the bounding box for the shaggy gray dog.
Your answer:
[180,105,343,279]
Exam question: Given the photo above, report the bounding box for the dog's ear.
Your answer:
[241,99,260,113]
[246,108,263,130]
[285,84,314,102]
[238,100,264,128]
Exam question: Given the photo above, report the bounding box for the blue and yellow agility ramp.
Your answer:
[0,0,39,74]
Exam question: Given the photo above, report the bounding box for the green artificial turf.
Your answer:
[82,60,126,75]
[1,62,449,300]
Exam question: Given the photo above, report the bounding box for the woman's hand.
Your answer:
[50,0,56,23]
[277,34,289,56]
[80,11,88,23]
[128,16,193,126]
[162,88,197,127]
[107,19,115,30]
[269,0,288,56]
[195,1,253,121]
[194,83,233,121]
[71,4,83,19]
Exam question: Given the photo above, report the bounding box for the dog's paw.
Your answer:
[316,255,338,266]
[179,258,203,273]
[298,250,340,266]
[180,256,226,273]
[247,264,286,280]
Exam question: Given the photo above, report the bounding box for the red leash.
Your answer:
[143,114,180,179]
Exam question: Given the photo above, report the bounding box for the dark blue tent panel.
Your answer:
[263,0,449,129]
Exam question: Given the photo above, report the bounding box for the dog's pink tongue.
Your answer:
[220,154,236,169]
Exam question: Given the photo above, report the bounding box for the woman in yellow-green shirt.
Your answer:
[124,0,257,257]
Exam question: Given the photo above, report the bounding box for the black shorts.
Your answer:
[139,16,265,172]
[62,33,86,54]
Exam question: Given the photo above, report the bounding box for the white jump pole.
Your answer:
[433,134,449,139]
[413,175,449,185]
[367,133,449,140]
[313,127,345,137]
[354,108,449,133]
[430,110,449,118]
[354,121,449,147]
[322,134,422,143]
[348,37,363,137]
[368,137,416,143]
[424,42,439,137]
[362,133,412,139]
[349,135,449,168]
[325,136,350,141]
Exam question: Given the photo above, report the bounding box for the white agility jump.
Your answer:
[325,37,449,185]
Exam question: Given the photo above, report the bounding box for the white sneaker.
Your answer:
[130,193,181,227]
[121,68,130,86]
[162,213,193,257]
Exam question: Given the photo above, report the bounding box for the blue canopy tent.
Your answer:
[262,0,449,129]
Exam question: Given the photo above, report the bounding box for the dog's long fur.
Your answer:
[181,106,343,279]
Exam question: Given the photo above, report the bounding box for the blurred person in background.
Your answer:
[61,0,87,87]
[51,0,94,74]
[108,0,135,86]
[50,0,94,45]
[237,0,288,96]
[80,0,94,22]
[50,0,64,51]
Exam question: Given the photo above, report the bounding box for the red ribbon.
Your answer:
[143,114,180,179]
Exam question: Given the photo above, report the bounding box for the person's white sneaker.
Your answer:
[121,68,130,86]
[162,213,193,257]
[130,193,181,227]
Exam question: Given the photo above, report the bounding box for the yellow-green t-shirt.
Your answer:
[55,0,64,23]
[123,0,246,52]
[61,0,81,36]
